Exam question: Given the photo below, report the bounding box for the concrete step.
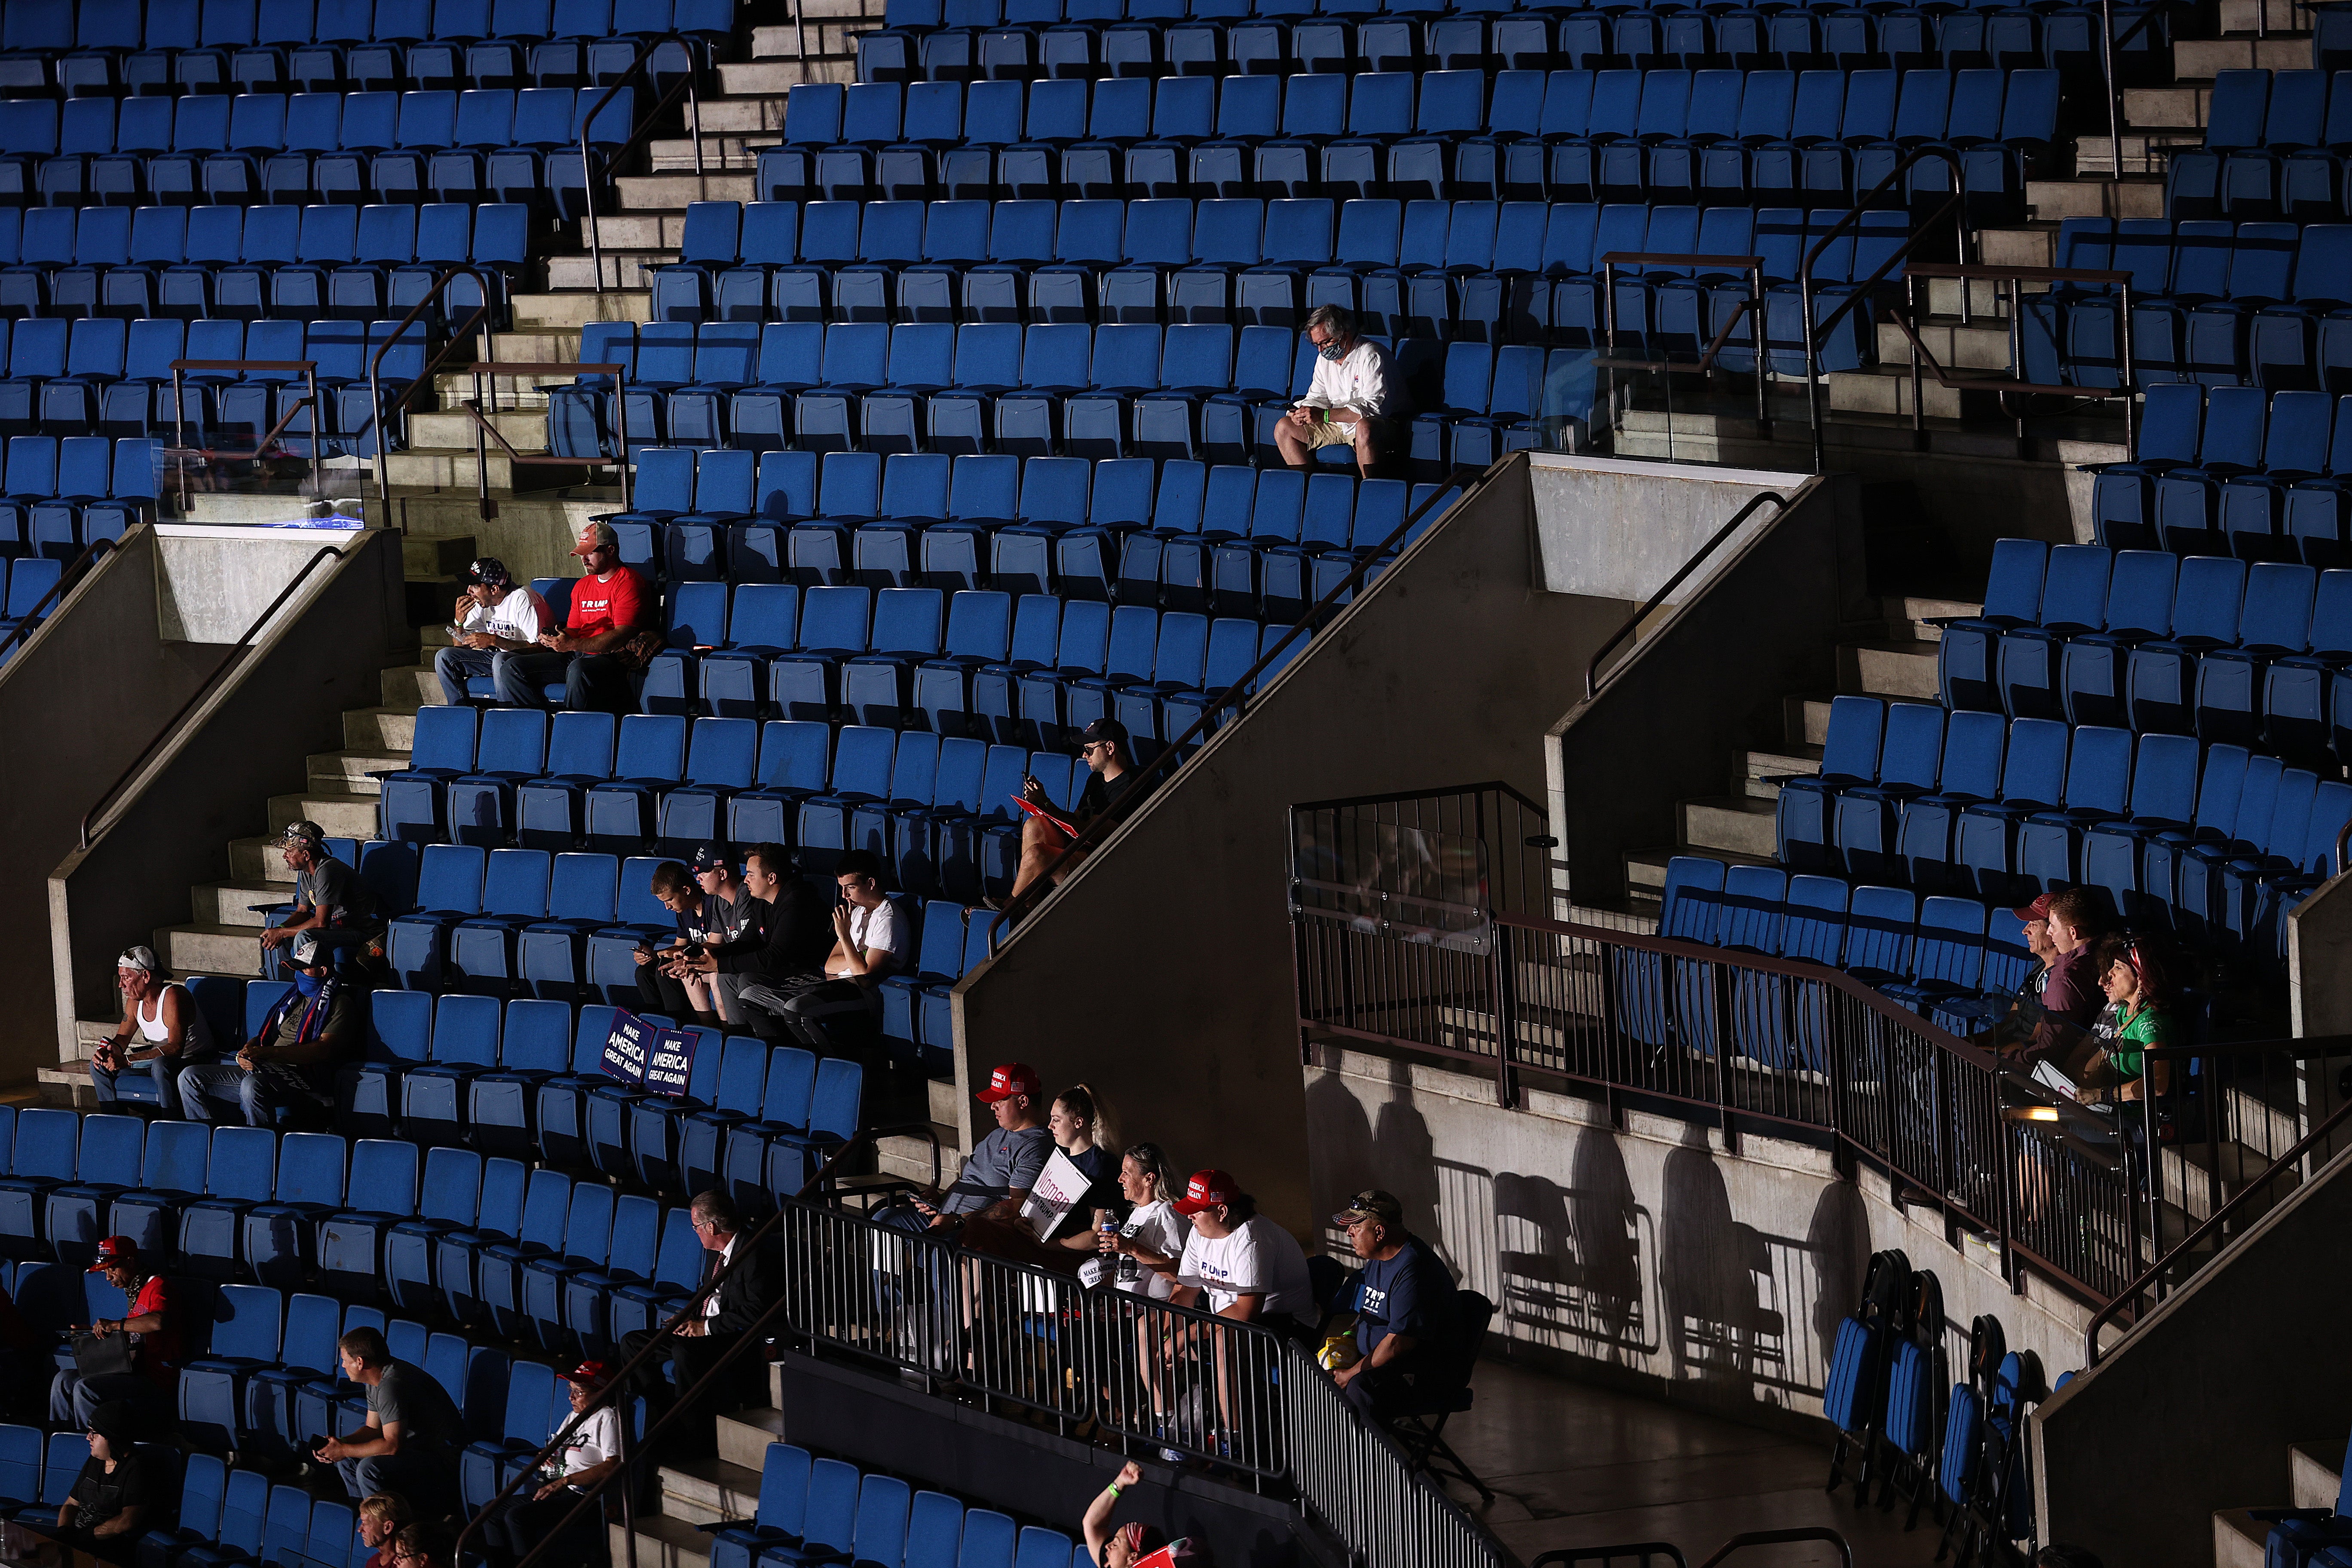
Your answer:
[547,251,681,291]
[267,790,379,839]
[2125,84,2211,129]
[1742,744,1821,801]
[649,135,774,170]
[1624,844,1775,895]
[656,1455,763,1527]
[1896,595,1979,640]
[344,707,420,753]
[193,881,290,928]
[878,1122,960,1186]
[609,1513,712,1568]
[1921,276,2012,320]
[36,1063,95,1110]
[381,447,591,491]
[229,835,303,883]
[159,923,263,977]
[1681,794,1779,858]
[1877,319,2016,374]
[616,172,757,210]
[307,749,405,797]
[1843,639,1941,701]
[401,535,476,578]
[1791,691,1924,746]
[2213,1508,2268,1568]
[683,95,791,136]
[382,665,444,712]
[715,1405,789,1475]
[1825,368,1986,421]
[2026,176,2166,221]
[926,1074,959,1127]
[512,291,652,330]
[2217,0,2302,28]
[2294,1439,2346,1508]
[715,58,859,95]
[2071,135,2201,178]
[1978,225,2058,270]
[2173,35,2312,77]
[409,410,546,450]
[560,214,686,252]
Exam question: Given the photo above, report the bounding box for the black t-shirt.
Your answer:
[68,1453,155,1529]
[1076,767,1154,830]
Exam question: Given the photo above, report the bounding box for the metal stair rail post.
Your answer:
[579,34,707,296]
[366,263,498,509]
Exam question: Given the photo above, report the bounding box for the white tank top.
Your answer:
[137,985,216,1054]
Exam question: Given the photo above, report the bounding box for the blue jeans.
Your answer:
[434,644,497,705]
[337,1444,458,1519]
[91,1052,178,1115]
[493,648,638,715]
[51,1369,166,1430]
[178,1062,307,1127]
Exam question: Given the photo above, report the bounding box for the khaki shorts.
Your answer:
[1294,413,1371,448]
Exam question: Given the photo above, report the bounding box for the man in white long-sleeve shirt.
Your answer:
[1276,304,1395,479]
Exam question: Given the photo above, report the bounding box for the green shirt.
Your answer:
[2095,1000,2176,1082]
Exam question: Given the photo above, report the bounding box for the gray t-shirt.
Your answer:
[942,1125,1053,1216]
[369,1359,462,1451]
[297,857,382,931]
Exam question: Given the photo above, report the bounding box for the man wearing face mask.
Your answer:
[1274,305,1398,480]
[178,931,358,1126]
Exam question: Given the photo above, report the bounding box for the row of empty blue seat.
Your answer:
[0,89,631,214]
[2165,70,2352,221]
[0,0,730,95]
[759,68,2058,212]
[2084,385,2352,567]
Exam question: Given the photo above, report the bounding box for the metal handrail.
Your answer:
[1594,248,1772,435]
[1582,489,1789,698]
[458,1122,943,1568]
[2084,1093,2352,1365]
[1886,260,2138,448]
[985,458,1501,948]
[77,542,347,850]
[579,34,707,296]
[167,356,323,503]
[1697,1530,1853,1568]
[1534,1545,1690,1568]
[460,360,633,512]
[0,537,114,669]
[1796,148,1972,472]
[368,263,497,506]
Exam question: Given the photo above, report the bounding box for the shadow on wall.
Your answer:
[1660,1134,1788,1402]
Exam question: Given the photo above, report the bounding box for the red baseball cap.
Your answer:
[559,1359,614,1387]
[974,1063,1040,1103]
[1171,1170,1241,1216]
[2012,893,2055,923]
[87,1236,139,1273]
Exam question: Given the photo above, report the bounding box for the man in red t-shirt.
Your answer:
[50,1235,180,1428]
[492,520,653,715]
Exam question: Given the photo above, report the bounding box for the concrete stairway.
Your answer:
[2213,1433,2345,1567]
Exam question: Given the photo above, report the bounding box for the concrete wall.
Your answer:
[1305,1042,2091,1436]
[1528,456,1810,602]
[953,456,1641,1232]
[1545,471,1865,911]
[2032,1142,2352,1565]
[46,527,410,1054]
[0,531,217,1077]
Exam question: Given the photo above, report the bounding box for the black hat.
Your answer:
[1078,717,1129,746]
[690,844,730,874]
[464,557,513,588]
[87,1401,135,1453]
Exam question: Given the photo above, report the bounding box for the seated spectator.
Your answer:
[1326,1190,1461,1423]
[493,521,654,716]
[1004,719,1157,907]
[260,822,385,968]
[1275,304,1396,481]
[50,1237,179,1430]
[89,946,217,1118]
[2015,887,2105,1072]
[881,1065,1052,1233]
[1084,1142,1190,1299]
[432,558,546,707]
[317,1327,463,1521]
[671,844,832,1043]
[2074,935,2181,1106]
[632,859,721,1023]
[357,1494,412,1568]
[622,1192,785,1464]
[43,1403,153,1566]
[738,850,899,1056]
[1169,1171,1317,1344]
[388,1524,455,1568]
[477,1360,621,1568]
[962,1083,1119,1273]
[179,931,357,1127]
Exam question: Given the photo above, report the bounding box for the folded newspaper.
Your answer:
[2031,1058,2079,1098]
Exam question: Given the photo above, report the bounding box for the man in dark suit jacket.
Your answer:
[620,1190,784,1460]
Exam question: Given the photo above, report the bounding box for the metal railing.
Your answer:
[1288,783,2168,1305]
[166,357,323,505]
[579,33,708,296]
[78,543,347,851]
[983,459,1503,948]
[1582,489,1790,698]
[0,536,114,669]
[368,263,498,508]
[1798,148,1972,473]
[1593,248,1773,436]
[462,359,635,513]
[1885,261,2137,447]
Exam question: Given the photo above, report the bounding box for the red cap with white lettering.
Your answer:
[1171,1170,1241,1216]
[974,1063,1040,1103]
